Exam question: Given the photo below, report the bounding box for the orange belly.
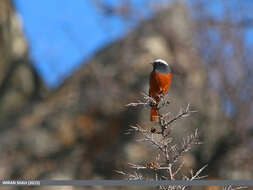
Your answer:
[149,71,172,100]
[149,71,172,122]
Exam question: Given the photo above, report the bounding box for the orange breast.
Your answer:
[149,71,172,101]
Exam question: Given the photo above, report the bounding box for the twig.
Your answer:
[126,92,156,107]
[119,93,207,190]
[164,104,197,129]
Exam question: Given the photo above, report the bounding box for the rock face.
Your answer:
[0,1,249,181]
[0,0,47,122]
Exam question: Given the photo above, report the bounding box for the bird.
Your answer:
[149,59,172,122]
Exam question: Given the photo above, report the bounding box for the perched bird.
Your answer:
[149,59,172,122]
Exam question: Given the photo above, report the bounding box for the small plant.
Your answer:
[117,93,247,190]
[118,93,206,190]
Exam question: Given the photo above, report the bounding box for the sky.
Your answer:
[13,0,154,88]
[14,0,125,88]
[13,0,253,89]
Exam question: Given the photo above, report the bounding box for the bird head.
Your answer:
[152,59,171,74]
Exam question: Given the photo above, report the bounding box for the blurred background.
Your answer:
[1,0,253,189]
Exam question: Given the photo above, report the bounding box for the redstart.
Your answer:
[149,59,172,122]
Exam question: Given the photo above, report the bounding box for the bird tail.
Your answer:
[150,107,159,122]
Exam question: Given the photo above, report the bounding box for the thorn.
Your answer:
[151,127,156,133]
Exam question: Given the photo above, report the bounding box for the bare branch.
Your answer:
[121,93,206,190]
[164,104,197,128]
[126,93,156,108]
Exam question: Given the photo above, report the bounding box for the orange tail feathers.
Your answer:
[150,108,159,122]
